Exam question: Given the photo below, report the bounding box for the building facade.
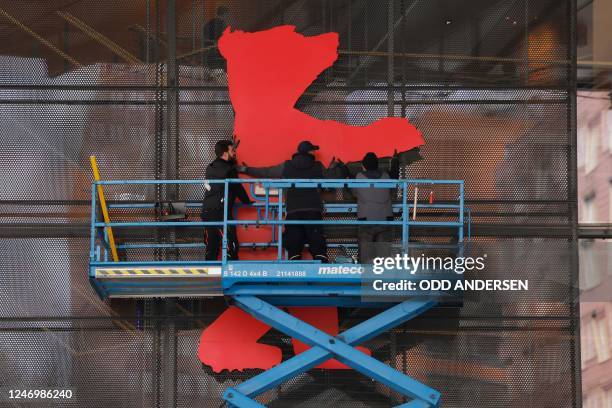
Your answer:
[578,90,612,408]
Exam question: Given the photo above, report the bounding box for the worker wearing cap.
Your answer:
[239,141,329,262]
[352,152,400,263]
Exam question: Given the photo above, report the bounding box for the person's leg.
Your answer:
[284,213,305,260]
[204,227,221,260]
[358,224,376,263]
[203,209,222,261]
[227,225,239,260]
[372,226,393,260]
[304,211,328,263]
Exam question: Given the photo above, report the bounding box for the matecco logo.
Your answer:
[318,265,364,275]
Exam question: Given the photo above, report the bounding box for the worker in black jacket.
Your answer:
[239,141,329,262]
[202,140,251,260]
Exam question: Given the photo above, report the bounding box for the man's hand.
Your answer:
[236,162,248,173]
[325,157,349,179]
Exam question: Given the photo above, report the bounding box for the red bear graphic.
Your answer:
[198,25,424,372]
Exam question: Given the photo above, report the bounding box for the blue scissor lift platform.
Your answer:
[89,178,469,408]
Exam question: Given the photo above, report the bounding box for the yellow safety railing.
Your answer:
[89,156,119,262]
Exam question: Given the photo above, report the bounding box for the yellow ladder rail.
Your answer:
[89,156,119,262]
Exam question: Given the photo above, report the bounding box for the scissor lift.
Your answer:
[88,177,469,407]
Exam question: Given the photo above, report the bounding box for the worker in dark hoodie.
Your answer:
[202,139,252,261]
[352,151,400,263]
[239,141,329,263]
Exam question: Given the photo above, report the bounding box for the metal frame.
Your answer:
[89,178,467,299]
[88,178,467,300]
[89,178,466,260]
[224,297,441,408]
[87,177,467,407]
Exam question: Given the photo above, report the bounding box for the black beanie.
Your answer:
[362,152,379,171]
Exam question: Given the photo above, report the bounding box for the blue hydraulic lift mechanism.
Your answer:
[88,178,469,407]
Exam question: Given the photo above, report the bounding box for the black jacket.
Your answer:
[245,153,326,214]
[202,158,250,213]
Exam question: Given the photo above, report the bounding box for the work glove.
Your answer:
[236,162,248,173]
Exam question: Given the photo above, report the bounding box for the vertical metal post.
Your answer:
[438,7,445,76]
[90,183,97,261]
[400,0,407,119]
[265,188,269,221]
[163,4,178,407]
[567,0,578,274]
[154,0,164,263]
[201,0,206,67]
[402,182,408,253]
[62,21,69,73]
[323,0,330,83]
[363,1,368,83]
[165,0,180,261]
[222,181,229,264]
[191,0,196,52]
[166,0,179,198]
[567,0,581,406]
[31,36,39,59]
[348,0,352,70]
[387,0,394,117]
[162,300,177,408]
[277,188,283,260]
[153,302,162,408]
[146,0,151,63]
[458,182,464,243]
[471,16,480,73]
[523,0,529,85]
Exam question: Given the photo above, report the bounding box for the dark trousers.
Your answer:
[202,208,239,261]
[284,211,328,262]
[358,224,393,264]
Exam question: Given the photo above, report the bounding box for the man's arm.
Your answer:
[323,158,349,179]
[242,163,285,178]
[234,183,252,204]
[388,155,400,179]
[225,164,253,204]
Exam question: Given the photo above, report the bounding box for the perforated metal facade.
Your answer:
[0,0,578,407]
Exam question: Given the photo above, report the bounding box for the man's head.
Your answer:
[362,152,379,171]
[297,140,319,155]
[215,140,236,161]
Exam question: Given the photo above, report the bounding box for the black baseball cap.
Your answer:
[297,140,319,153]
[362,152,379,170]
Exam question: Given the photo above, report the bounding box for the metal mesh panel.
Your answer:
[0,0,578,407]
[0,322,157,408]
